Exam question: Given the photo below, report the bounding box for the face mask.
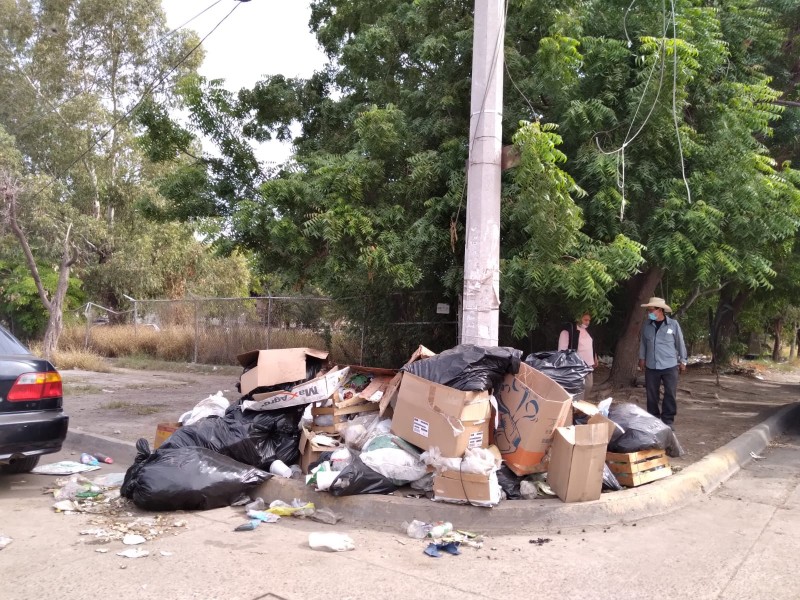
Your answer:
[648,312,657,321]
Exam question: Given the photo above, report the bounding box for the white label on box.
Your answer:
[412,417,430,437]
[468,431,484,448]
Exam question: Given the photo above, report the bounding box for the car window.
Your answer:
[0,327,30,354]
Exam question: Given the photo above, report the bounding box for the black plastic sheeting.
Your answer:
[497,464,524,499]
[121,439,271,511]
[329,456,398,496]
[607,403,685,458]
[159,403,303,470]
[524,350,592,395]
[602,463,623,491]
[403,344,523,392]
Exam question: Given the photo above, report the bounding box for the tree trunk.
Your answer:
[790,324,798,360]
[771,318,783,362]
[609,266,664,388]
[710,288,750,371]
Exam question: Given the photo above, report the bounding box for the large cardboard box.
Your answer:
[237,348,329,396]
[494,363,572,475]
[390,372,491,457]
[547,423,609,503]
[433,470,497,506]
[243,367,349,412]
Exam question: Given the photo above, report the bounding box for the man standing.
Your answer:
[638,297,688,428]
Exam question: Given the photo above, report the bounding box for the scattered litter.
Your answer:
[122,534,146,545]
[179,391,229,426]
[308,532,355,552]
[113,430,122,435]
[92,473,125,488]
[235,520,261,532]
[32,461,101,475]
[160,550,173,557]
[529,537,551,546]
[424,542,461,558]
[268,460,293,478]
[172,520,187,528]
[0,535,11,550]
[53,500,79,512]
[308,507,341,525]
[231,495,252,507]
[95,548,108,553]
[246,510,280,523]
[404,519,430,539]
[117,548,149,559]
[80,453,100,466]
[266,499,315,517]
[750,452,765,460]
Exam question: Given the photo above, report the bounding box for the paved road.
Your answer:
[2,423,798,600]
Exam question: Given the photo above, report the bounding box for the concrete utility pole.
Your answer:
[461,0,505,347]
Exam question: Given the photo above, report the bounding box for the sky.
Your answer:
[161,0,327,163]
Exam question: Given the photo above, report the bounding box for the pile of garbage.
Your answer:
[124,344,684,512]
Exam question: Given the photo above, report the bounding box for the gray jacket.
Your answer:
[639,316,688,370]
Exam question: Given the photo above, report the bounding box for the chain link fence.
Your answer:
[67,292,532,367]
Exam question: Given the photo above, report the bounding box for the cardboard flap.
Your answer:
[304,348,330,360]
[575,422,611,446]
[236,349,260,369]
[587,414,617,443]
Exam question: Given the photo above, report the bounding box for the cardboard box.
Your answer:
[494,363,572,475]
[154,422,181,449]
[244,367,350,411]
[237,347,329,395]
[433,470,497,506]
[298,427,341,474]
[379,346,435,417]
[547,424,609,503]
[390,372,491,457]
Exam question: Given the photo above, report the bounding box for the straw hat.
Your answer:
[641,297,672,312]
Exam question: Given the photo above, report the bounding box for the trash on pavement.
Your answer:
[120,439,271,511]
[497,465,523,499]
[308,507,342,525]
[91,452,114,464]
[246,510,280,523]
[360,434,426,485]
[80,453,101,466]
[266,499,315,517]
[424,541,461,557]
[268,460,293,478]
[179,391,230,426]
[117,548,149,559]
[308,532,355,552]
[547,423,609,502]
[235,520,260,532]
[404,519,431,539]
[299,426,341,474]
[245,497,265,511]
[429,447,503,507]
[495,362,572,475]
[0,535,11,550]
[32,460,101,475]
[122,534,146,545]
[605,449,672,487]
[602,463,623,491]
[329,455,398,496]
[750,451,765,460]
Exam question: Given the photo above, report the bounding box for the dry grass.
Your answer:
[28,342,112,372]
[100,400,165,415]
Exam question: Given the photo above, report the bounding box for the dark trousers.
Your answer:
[645,366,679,424]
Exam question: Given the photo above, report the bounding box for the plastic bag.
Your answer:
[361,435,426,484]
[607,403,685,457]
[524,350,592,395]
[602,463,623,491]
[329,456,398,496]
[403,344,522,391]
[159,403,303,470]
[120,439,271,511]
[497,465,523,500]
[179,391,229,426]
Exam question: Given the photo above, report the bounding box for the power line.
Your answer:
[25,0,243,203]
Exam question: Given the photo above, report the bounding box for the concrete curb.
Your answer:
[65,402,799,533]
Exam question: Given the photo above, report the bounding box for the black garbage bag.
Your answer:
[403,344,523,391]
[497,464,524,499]
[524,350,592,395]
[121,439,271,511]
[607,403,685,457]
[159,404,303,470]
[329,456,398,496]
[602,463,623,491]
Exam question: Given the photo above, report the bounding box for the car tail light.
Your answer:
[7,371,63,401]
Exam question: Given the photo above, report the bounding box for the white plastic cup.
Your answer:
[269,460,292,478]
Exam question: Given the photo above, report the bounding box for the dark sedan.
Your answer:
[0,326,68,474]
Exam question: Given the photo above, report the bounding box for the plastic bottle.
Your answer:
[91,452,114,464]
[269,460,292,478]
[428,522,453,539]
[80,453,100,466]
[405,519,431,539]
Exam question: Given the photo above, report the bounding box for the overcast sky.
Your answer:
[161,0,327,163]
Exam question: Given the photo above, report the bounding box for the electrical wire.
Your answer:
[670,0,692,204]
[25,0,242,203]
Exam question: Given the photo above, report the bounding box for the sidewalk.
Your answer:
[61,367,800,531]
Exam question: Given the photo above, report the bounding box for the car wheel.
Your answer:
[0,455,41,474]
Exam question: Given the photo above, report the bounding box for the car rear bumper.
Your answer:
[0,410,69,461]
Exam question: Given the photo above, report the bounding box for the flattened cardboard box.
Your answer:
[494,363,572,475]
[244,367,349,411]
[390,372,491,457]
[547,423,608,503]
[298,426,340,474]
[237,347,329,396]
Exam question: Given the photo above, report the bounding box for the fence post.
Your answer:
[266,292,272,349]
[360,301,366,365]
[193,298,199,363]
[84,303,92,350]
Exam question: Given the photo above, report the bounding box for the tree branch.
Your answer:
[675,282,729,318]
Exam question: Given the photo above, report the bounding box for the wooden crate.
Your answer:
[309,400,379,434]
[605,449,672,487]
